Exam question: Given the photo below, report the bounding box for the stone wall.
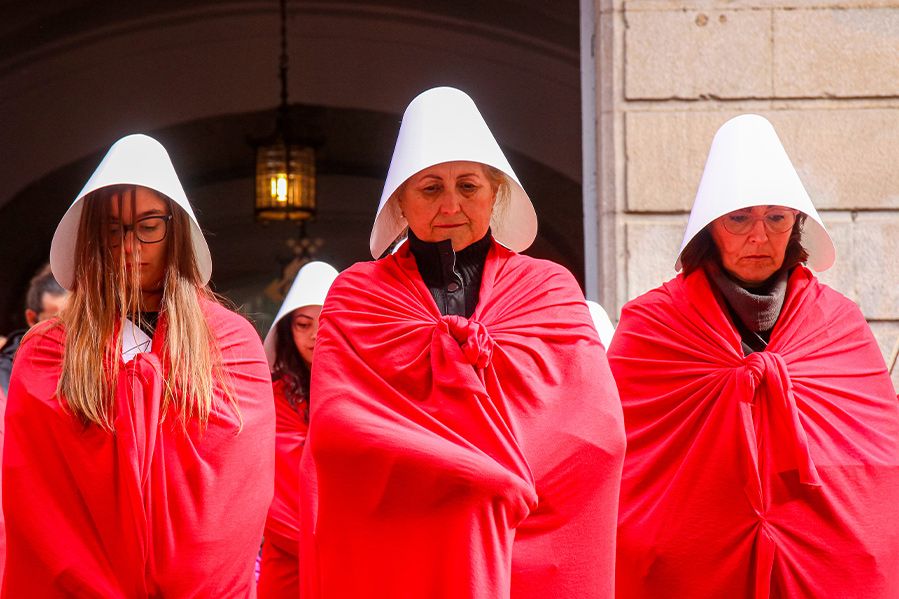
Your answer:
[588,0,899,387]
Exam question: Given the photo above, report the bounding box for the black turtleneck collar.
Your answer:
[407,229,492,318]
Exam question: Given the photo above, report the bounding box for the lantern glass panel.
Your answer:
[255,143,316,221]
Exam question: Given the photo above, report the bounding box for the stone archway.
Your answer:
[0,2,582,331]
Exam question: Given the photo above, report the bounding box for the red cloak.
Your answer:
[608,266,899,598]
[0,385,5,585]
[2,299,275,598]
[257,379,307,598]
[300,241,626,598]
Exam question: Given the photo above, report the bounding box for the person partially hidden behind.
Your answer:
[0,264,68,394]
[0,265,67,583]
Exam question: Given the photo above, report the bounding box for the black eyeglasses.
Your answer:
[107,214,173,247]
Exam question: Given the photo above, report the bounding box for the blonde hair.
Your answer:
[484,165,511,233]
[57,185,237,430]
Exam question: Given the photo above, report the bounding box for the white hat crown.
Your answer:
[369,86,537,258]
[50,134,212,289]
[264,261,339,367]
[675,114,835,272]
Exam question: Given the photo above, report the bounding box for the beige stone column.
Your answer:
[585,0,899,388]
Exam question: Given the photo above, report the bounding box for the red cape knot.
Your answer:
[440,315,495,369]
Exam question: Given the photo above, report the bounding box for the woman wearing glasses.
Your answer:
[3,134,275,596]
[609,115,899,597]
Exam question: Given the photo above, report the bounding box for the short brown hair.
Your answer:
[25,263,65,314]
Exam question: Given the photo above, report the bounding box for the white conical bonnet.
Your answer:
[675,114,835,272]
[586,300,615,349]
[370,86,537,258]
[263,261,339,367]
[50,134,212,290]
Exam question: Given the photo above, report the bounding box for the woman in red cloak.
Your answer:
[2,134,275,597]
[0,385,5,584]
[608,115,899,598]
[298,87,626,599]
[257,261,337,597]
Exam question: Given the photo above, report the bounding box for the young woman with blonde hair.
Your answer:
[3,134,275,597]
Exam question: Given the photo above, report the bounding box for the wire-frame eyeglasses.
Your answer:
[720,209,798,236]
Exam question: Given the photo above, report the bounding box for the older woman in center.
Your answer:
[608,114,899,598]
[299,87,625,598]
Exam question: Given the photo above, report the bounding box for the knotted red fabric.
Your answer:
[300,241,625,598]
[258,379,307,598]
[608,266,899,598]
[2,299,275,597]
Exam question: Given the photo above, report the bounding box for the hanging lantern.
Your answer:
[255,141,316,221]
[253,0,316,222]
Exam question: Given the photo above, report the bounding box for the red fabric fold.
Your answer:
[608,266,899,598]
[440,315,495,369]
[740,351,821,487]
[0,385,5,585]
[2,300,275,598]
[258,379,307,598]
[300,241,626,599]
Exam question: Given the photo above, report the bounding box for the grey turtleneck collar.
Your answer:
[705,261,790,355]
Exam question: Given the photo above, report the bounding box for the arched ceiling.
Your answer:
[0,1,582,332]
[0,1,579,62]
